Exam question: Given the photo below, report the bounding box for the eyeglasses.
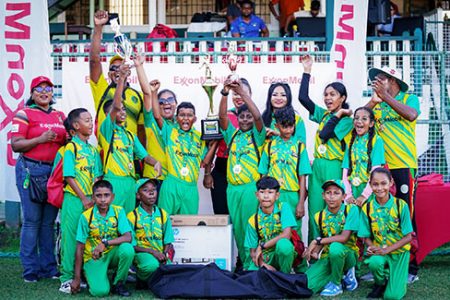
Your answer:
[34,86,53,93]
[158,97,176,105]
[109,65,120,72]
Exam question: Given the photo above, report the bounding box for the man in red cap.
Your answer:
[365,66,420,284]
[89,10,145,145]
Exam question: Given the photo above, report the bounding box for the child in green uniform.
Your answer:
[128,178,174,286]
[244,177,297,273]
[304,180,359,297]
[342,107,385,207]
[98,62,161,213]
[359,167,413,299]
[152,96,218,214]
[59,108,103,293]
[70,180,135,297]
[299,55,353,242]
[258,106,311,239]
[219,78,266,270]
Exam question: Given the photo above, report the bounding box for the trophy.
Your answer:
[200,56,223,140]
[110,17,135,64]
[227,44,240,83]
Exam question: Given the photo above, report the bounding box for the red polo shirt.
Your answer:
[216,110,239,158]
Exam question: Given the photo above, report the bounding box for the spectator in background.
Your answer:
[269,0,304,37]
[225,3,241,37]
[377,1,401,36]
[310,0,321,18]
[231,0,269,38]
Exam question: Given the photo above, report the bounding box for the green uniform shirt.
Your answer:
[245,202,297,255]
[258,136,311,192]
[359,195,413,254]
[127,205,174,253]
[143,110,175,179]
[222,123,266,185]
[342,133,385,184]
[269,114,306,144]
[76,205,131,263]
[99,113,148,177]
[310,104,353,160]
[63,135,103,196]
[314,204,360,256]
[161,122,207,183]
[373,92,421,169]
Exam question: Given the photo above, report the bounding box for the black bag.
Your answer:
[148,263,312,299]
[23,158,49,204]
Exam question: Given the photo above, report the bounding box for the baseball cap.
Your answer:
[30,76,54,93]
[135,178,157,194]
[109,54,124,66]
[322,179,346,193]
[368,66,409,92]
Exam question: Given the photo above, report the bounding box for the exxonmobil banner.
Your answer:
[0,1,53,201]
[330,0,369,109]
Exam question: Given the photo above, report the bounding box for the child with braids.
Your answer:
[342,107,385,207]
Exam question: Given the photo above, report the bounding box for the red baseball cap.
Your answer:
[30,76,54,92]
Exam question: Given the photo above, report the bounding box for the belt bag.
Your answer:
[22,157,49,204]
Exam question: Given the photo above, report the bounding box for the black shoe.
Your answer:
[135,278,147,290]
[367,284,386,298]
[112,282,131,297]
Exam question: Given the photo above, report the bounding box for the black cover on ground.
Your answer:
[148,263,312,299]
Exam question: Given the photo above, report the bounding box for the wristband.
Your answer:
[315,237,322,245]
[101,238,109,248]
[259,242,266,250]
[220,89,229,96]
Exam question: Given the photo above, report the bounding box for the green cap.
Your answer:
[321,179,346,193]
[135,178,157,194]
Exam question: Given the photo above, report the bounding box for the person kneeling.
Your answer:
[70,180,135,297]
[128,178,174,289]
[304,180,359,297]
[244,176,296,273]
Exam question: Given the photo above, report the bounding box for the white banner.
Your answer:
[0,0,53,202]
[330,0,368,109]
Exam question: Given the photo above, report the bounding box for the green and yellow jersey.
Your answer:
[142,109,174,179]
[98,113,148,177]
[245,202,297,255]
[373,92,421,169]
[161,122,206,183]
[63,135,103,196]
[127,205,174,253]
[90,73,143,136]
[76,205,131,263]
[342,133,385,184]
[310,104,353,160]
[314,204,359,257]
[269,114,307,144]
[222,123,266,185]
[359,195,413,254]
[258,136,311,192]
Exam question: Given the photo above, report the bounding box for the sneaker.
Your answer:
[343,267,358,291]
[24,274,38,283]
[126,274,136,283]
[360,271,374,282]
[59,280,73,294]
[112,282,131,297]
[50,272,61,279]
[408,273,419,284]
[128,266,137,275]
[80,281,88,289]
[320,281,343,297]
[367,284,386,298]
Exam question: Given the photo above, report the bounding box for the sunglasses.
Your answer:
[158,97,176,105]
[109,65,120,72]
[34,86,53,93]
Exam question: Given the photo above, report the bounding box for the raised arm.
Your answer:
[219,79,232,130]
[89,10,109,83]
[298,55,316,115]
[133,55,153,113]
[110,64,130,121]
[231,80,263,132]
[151,80,164,129]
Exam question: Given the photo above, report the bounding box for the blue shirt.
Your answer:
[230,15,267,38]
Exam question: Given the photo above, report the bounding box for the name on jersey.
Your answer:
[175,150,199,158]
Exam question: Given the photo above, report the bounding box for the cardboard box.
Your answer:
[172,224,235,271]
[170,214,230,226]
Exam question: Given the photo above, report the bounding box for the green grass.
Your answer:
[1,226,449,299]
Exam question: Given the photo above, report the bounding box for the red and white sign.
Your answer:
[0,1,53,201]
[330,0,369,109]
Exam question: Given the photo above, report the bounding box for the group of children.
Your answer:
[50,54,415,299]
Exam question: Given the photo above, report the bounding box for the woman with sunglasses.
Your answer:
[11,76,67,282]
[261,82,306,144]
[298,55,353,243]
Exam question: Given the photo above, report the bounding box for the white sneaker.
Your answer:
[59,280,72,294]
[408,274,419,284]
[360,271,374,282]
